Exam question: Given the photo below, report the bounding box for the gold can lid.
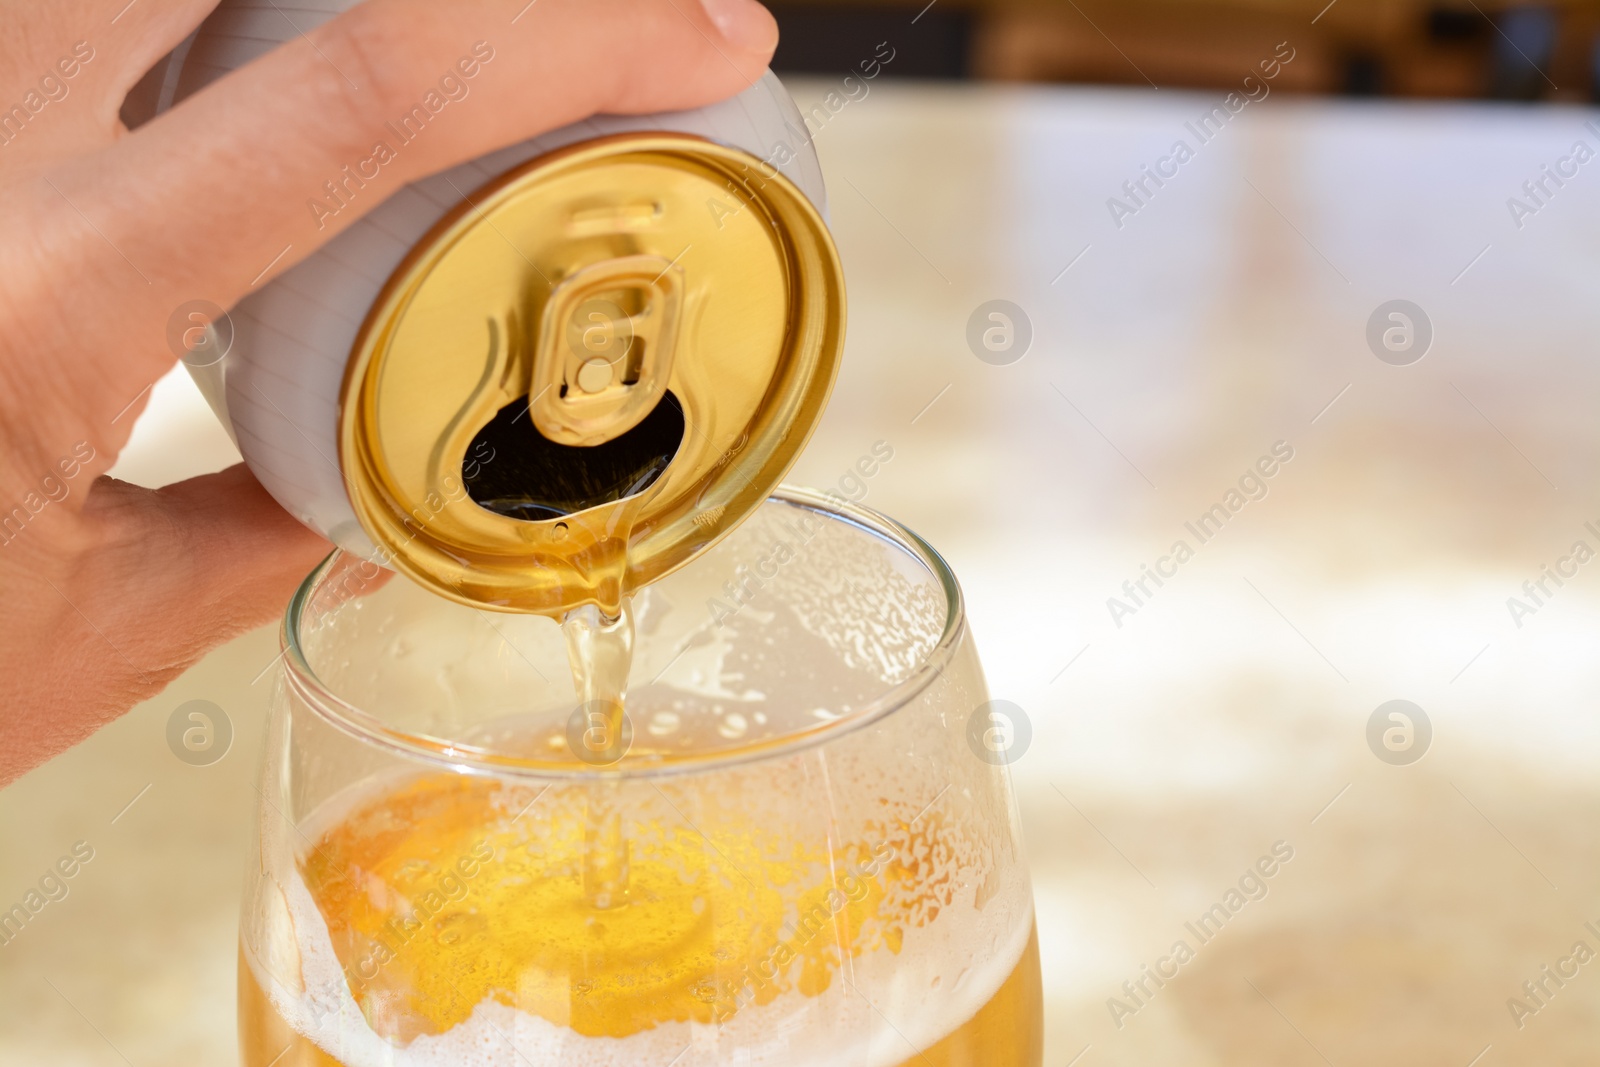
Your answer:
[339,134,845,614]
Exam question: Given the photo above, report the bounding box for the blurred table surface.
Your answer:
[6,77,1600,1066]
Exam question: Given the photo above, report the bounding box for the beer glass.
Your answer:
[240,489,1043,1066]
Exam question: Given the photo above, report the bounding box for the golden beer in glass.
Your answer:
[241,490,1043,1066]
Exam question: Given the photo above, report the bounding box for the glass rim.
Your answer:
[281,487,968,781]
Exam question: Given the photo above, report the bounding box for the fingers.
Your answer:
[39,0,776,445]
[0,0,218,159]
[2,464,327,783]
[89,0,224,130]
[79,464,330,660]
[141,0,777,228]
[75,467,322,732]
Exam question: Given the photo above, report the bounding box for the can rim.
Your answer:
[280,488,967,781]
[337,132,846,615]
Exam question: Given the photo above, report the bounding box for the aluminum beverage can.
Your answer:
[147,4,846,614]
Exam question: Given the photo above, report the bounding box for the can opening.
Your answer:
[463,391,685,521]
[339,133,844,611]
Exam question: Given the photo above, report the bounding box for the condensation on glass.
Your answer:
[241,491,1043,1067]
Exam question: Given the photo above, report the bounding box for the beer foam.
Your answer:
[248,788,1033,1067]
[260,492,1034,1065]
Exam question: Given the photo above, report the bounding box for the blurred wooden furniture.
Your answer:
[769,0,1600,98]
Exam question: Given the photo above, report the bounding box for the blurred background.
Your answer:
[768,0,1600,101]
[7,2,1600,1065]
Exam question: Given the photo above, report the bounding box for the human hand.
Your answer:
[0,0,778,785]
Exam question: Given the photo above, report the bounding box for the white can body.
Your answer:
[159,4,825,559]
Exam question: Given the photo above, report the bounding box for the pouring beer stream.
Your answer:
[146,6,1041,1064]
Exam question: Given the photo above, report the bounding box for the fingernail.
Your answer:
[698,0,778,52]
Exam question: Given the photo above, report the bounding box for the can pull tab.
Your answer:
[530,254,682,447]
